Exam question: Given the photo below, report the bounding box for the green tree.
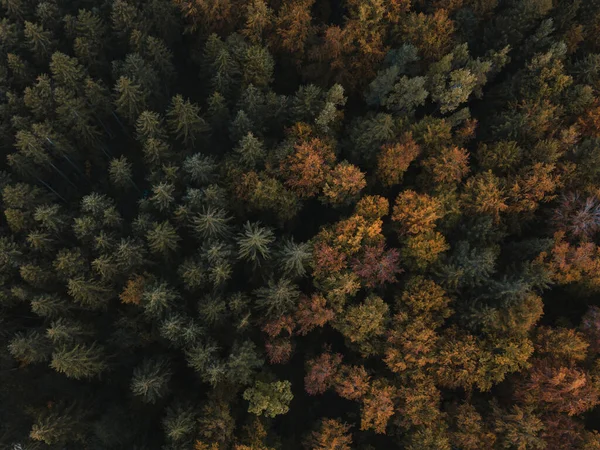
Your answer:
[167,95,209,147]
[50,342,107,379]
[243,380,293,418]
[237,221,275,265]
[114,76,147,123]
[131,357,172,403]
[147,221,180,256]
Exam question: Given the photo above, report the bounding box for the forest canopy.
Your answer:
[2,0,600,448]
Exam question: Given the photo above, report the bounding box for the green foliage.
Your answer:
[243,380,293,418]
[131,357,172,403]
[50,342,107,379]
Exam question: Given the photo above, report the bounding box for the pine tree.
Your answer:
[114,76,147,123]
[237,221,275,266]
[147,221,180,256]
[50,342,107,379]
[131,357,172,403]
[167,95,209,147]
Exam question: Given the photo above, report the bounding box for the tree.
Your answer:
[147,221,180,256]
[150,182,176,212]
[109,156,134,189]
[271,0,314,56]
[237,221,275,266]
[30,402,85,445]
[67,276,112,310]
[243,380,293,418]
[376,134,422,187]
[449,403,496,450]
[277,238,312,278]
[422,146,470,185]
[167,95,209,147]
[114,76,147,123]
[24,21,54,61]
[294,294,334,335]
[254,278,300,317]
[192,207,232,239]
[515,359,600,416]
[334,365,370,401]
[335,295,389,356]
[492,404,546,450]
[184,153,218,184]
[131,357,172,403]
[360,381,396,434]
[50,342,107,379]
[322,162,366,206]
[392,190,443,235]
[304,418,353,450]
[401,10,455,60]
[281,137,336,198]
[8,330,51,365]
[305,352,342,395]
[351,242,402,288]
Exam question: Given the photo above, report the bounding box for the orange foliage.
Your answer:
[398,276,452,323]
[281,138,336,198]
[174,0,241,33]
[507,163,560,214]
[545,231,600,288]
[402,231,449,270]
[422,146,470,185]
[322,162,366,205]
[391,190,443,235]
[319,214,383,256]
[120,274,145,305]
[461,171,508,221]
[397,375,442,427]
[294,294,335,335]
[577,102,600,138]
[354,195,389,221]
[385,314,438,373]
[450,403,496,450]
[376,134,422,187]
[195,441,220,450]
[334,365,370,401]
[515,359,600,416]
[262,314,294,338]
[272,0,315,55]
[360,381,396,434]
[305,418,353,450]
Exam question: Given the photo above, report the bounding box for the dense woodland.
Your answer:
[4,0,600,448]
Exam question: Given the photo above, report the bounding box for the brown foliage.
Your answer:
[281,138,336,198]
[376,134,421,187]
[265,338,293,364]
[305,352,343,395]
[360,381,396,434]
[271,0,315,56]
[422,146,470,185]
[391,190,443,235]
[304,418,353,450]
[334,365,370,401]
[294,294,335,336]
[515,359,600,416]
[322,162,366,206]
[120,274,145,305]
[354,195,389,221]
